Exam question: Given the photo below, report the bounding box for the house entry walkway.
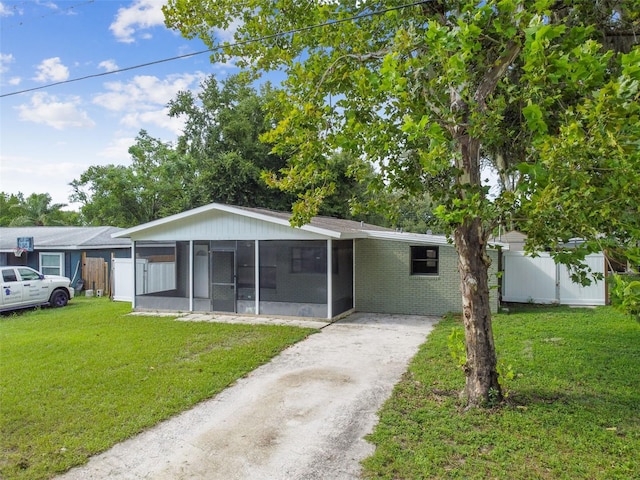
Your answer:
[56,312,439,480]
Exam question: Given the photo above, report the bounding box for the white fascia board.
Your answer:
[364,230,509,249]
[364,230,452,245]
[37,245,131,250]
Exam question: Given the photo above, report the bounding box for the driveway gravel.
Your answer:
[56,312,438,480]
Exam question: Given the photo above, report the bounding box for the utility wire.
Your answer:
[0,0,431,99]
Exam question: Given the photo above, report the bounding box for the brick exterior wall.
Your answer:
[354,239,499,316]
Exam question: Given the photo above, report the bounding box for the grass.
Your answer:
[0,297,316,480]
[362,306,640,479]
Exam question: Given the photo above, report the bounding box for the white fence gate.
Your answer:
[111,258,176,302]
[112,257,133,302]
[502,251,606,306]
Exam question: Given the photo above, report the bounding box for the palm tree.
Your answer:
[9,193,68,226]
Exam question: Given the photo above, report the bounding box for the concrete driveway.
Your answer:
[57,312,438,480]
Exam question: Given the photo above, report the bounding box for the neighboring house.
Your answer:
[0,227,131,294]
[113,203,502,319]
[491,230,527,251]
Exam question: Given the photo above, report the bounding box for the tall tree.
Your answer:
[71,73,374,227]
[164,0,640,406]
[168,74,295,210]
[0,193,23,226]
[71,132,200,227]
[5,193,75,226]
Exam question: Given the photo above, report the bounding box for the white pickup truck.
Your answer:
[0,266,74,313]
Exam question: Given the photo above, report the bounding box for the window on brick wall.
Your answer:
[410,246,439,275]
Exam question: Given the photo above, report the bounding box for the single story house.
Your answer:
[113,203,502,319]
[0,226,131,293]
[491,230,527,251]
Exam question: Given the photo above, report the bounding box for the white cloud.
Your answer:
[0,153,81,206]
[0,2,16,16]
[109,0,165,43]
[121,107,185,135]
[98,59,119,72]
[93,72,204,113]
[16,92,96,130]
[38,1,59,11]
[98,135,136,161]
[8,76,21,85]
[33,57,70,82]
[215,18,242,43]
[0,52,14,73]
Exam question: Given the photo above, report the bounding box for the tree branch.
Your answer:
[474,40,521,109]
[313,49,391,99]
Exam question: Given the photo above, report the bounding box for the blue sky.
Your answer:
[0,0,238,209]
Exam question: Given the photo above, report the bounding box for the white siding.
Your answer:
[129,210,326,242]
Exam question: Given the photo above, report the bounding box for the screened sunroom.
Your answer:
[132,238,354,318]
[115,204,373,319]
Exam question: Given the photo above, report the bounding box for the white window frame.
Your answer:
[39,252,64,276]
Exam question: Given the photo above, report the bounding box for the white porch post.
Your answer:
[131,240,136,309]
[189,240,194,312]
[255,240,260,315]
[327,238,333,319]
[352,239,356,311]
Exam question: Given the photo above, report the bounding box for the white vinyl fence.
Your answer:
[111,258,176,302]
[112,258,133,302]
[502,251,606,306]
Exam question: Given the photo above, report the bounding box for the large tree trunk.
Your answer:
[454,217,501,407]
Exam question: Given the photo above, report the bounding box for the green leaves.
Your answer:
[163,1,640,323]
[610,275,640,322]
[1,192,76,227]
[522,102,547,133]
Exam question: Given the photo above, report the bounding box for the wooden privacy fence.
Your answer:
[82,252,109,295]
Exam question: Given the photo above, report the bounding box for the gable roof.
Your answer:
[0,226,131,252]
[113,203,394,240]
[112,203,509,248]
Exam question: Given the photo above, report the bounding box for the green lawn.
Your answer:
[0,297,316,480]
[362,306,640,479]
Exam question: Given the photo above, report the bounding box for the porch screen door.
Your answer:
[211,250,236,312]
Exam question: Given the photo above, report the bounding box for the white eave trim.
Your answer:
[362,230,510,249]
[363,230,452,245]
[0,245,131,252]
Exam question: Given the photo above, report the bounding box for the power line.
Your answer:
[0,0,431,99]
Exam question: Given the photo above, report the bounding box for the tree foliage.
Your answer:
[168,75,294,210]
[0,192,79,226]
[70,135,190,227]
[164,0,640,406]
[71,74,368,227]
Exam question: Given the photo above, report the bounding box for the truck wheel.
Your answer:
[50,290,69,308]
